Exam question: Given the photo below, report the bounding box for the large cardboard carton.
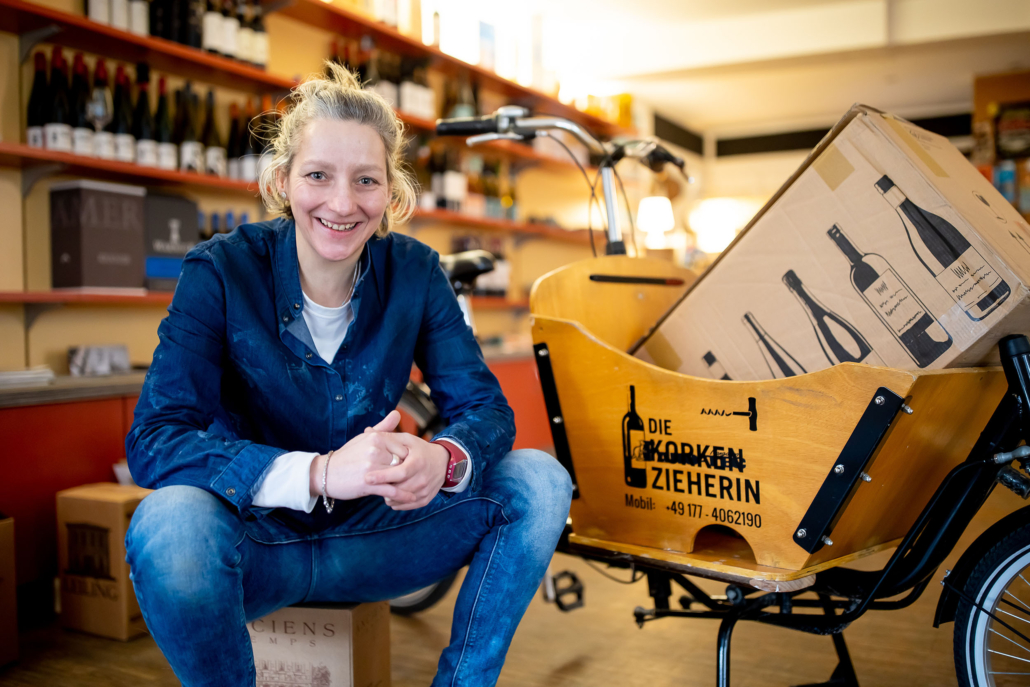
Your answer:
[248,602,391,687]
[144,192,198,291]
[50,180,146,289]
[637,105,1030,380]
[0,516,17,667]
[56,483,152,640]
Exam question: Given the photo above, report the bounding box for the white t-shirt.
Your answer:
[251,289,471,512]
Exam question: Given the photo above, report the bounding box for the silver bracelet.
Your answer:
[321,449,336,514]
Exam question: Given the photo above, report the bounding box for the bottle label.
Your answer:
[110,0,128,29]
[935,246,1001,311]
[205,146,227,176]
[136,139,159,166]
[228,157,241,180]
[43,123,73,152]
[27,127,44,148]
[252,32,268,67]
[862,268,926,336]
[257,150,273,179]
[180,141,204,172]
[241,154,258,181]
[114,133,136,162]
[72,128,95,156]
[237,27,254,63]
[129,0,149,34]
[158,142,178,170]
[94,131,116,159]
[202,11,222,51]
[88,0,110,23]
[222,17,239,57]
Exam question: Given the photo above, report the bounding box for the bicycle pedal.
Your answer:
[551,570,584,612]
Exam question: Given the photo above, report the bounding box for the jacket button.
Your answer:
[305,352,312,359]
[282,316,289,322]
[225,487,236,496]
[335,395,343,401]
[293,303,300,309]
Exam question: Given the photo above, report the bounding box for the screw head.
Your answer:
[537,348,549,357]
[834,464,845,474]
[875,395,885,405]
[797,528,807,539]
[553,416,563,424]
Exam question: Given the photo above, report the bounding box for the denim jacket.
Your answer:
[126,218,515,522]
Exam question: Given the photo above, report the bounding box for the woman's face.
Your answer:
[283,118,390,266]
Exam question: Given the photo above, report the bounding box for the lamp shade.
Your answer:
[637,196,675,234]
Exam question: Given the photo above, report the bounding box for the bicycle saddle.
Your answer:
[439,250,496,288]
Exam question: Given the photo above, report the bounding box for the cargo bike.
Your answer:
[416,108,1030,687]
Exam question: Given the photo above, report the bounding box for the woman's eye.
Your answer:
[358,177,379,186]
[308,172,326,181]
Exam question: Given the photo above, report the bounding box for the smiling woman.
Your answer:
[123,60,572,687]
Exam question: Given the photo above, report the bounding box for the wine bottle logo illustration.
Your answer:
[742,312,806,378]
[782,270,883,367]
[876,176,1010,321]
[702,351,732,380]
[622,385,647,488]
[827,223,952,368]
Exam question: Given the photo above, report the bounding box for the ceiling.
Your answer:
[531,0,1030,137]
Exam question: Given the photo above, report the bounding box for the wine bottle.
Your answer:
[87,0,110,24]
[110,0,129,30]
[250,0,267,68]
[201,89,226,176]
[154,77,176,170]
[224,210,235,234]
[109,65,135,162]
[179,84,203,172]
[201,0,221,53]
[621,385,647,488]
[240,98,259,181]
[70,53,94,156]
[26,52,48,149]
[92,59,116,159]
[44,47,73,153]
[827,223,952,368]
[702,351,731,380]
[198,210,211,240]
[133,63,157,166]
[235,0,253,64]
[742,312,806,379]
[185,0,204,48]
[782,269,882,367]
[221,0,238,59]
[149,0,168,38]
[129,0,149,35]
[226,102,241,179]
[875,175,1011,322]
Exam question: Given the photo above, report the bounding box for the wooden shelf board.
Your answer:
[0,0,295,94]
[268,0,628,138]
[0,141,259,194]
[411,208,594,245]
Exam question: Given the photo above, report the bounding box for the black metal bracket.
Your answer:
[533,342,579,498]
[793,387,904,554]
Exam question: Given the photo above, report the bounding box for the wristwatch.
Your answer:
[436,440,469,489]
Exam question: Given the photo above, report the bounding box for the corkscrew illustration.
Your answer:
[700,397,758,432]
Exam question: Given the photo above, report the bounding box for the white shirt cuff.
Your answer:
[252,451,320,512]
[436,439,473,493]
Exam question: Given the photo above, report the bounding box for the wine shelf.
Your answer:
[411,209,594,245]
[0,0,294,94]
[0,290,529,309]
[262,0,630,139]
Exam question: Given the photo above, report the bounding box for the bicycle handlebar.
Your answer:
[435,116,499,137]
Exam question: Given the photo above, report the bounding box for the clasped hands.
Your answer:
[308,410,450,511]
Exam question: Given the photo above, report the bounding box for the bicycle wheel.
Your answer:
[389,384,456,615]
[955,520,1030,686]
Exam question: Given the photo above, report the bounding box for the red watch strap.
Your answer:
[435,440,467,488]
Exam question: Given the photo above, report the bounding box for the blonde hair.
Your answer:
[257,61,417,237]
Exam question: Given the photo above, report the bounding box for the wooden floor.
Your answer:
[1,486,1026,687]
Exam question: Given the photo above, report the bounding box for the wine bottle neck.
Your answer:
[828,225,864,265]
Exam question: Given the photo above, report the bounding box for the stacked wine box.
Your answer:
[636,104,1030,381]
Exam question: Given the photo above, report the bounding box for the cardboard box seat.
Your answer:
[529,255,1006,583]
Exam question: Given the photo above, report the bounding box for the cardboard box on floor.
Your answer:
[0,516,17,667]
[636,105,1030,380]
[57,483,152,641]
[248,602,391,687]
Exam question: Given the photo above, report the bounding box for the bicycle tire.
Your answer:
[954,519,1030,687]
[388,385,457,615]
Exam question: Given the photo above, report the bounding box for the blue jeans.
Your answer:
[125,449,572,687]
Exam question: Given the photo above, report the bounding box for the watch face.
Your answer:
[451,459,468,482]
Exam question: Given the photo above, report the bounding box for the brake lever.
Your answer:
[466,132,535,147]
